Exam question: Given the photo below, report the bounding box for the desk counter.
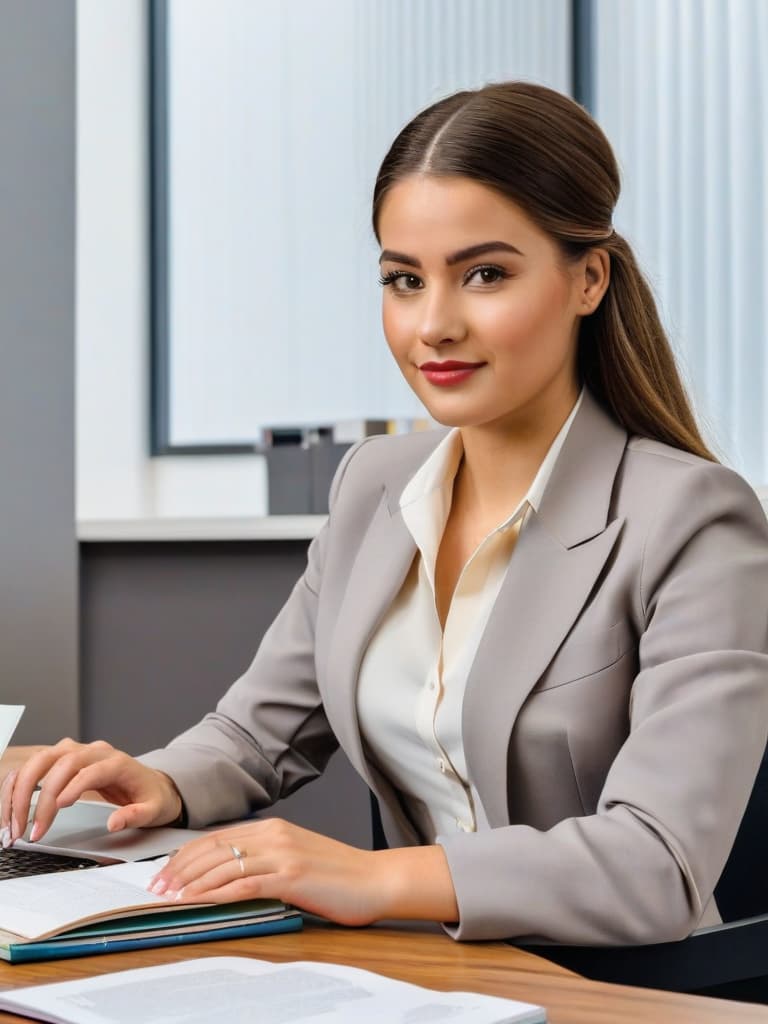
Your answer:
[75,486,768,543]
[77,516,326,542]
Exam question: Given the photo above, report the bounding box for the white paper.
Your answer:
[0,705,24,760]
[0,857,169,938]
[0,956,546,1024]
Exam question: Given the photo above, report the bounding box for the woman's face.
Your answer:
[377,175,600,433]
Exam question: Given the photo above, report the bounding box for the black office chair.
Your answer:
[370,743,768,1002]
[518,744,768,1003]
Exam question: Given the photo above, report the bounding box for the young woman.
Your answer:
[5,82,768,945]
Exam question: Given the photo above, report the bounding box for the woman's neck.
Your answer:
[454,388,579,524]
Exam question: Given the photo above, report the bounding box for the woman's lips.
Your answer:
[418,361,485,386]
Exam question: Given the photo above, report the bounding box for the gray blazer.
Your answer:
[142,391,768,944]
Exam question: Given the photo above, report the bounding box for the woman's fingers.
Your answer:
[153,843,221,893]
[149,823,280,898]
[151,831,252,891]
[175,876,268,904]
[106,799,162,833]
[160,825,254,871]
[0,739,182,845]
[2,740,86,842]
[55,754,144,808]
[27,742,120,840]
[0,770,18,842]
[152,842,253,898]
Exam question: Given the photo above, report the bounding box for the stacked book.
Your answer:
[0,858,300,963]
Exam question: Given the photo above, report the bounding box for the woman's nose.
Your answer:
[417,290,468,347]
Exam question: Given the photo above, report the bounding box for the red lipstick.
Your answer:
[418,360,485,386]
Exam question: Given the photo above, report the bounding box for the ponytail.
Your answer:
[579,234,716,462]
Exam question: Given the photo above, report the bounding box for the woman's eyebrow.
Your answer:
[378,241,524,267]
[379,249,421,267]
[445,241,524,264]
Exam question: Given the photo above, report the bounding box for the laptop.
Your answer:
[0,705,208,878]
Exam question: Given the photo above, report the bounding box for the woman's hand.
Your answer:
[0,739,183,845]
[148,818,459,927]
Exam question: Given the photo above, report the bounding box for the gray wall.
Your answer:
[0,0,79,742]
[80,540,371,847]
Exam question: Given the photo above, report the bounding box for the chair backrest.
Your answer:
[715,485,767,918]
[720,492,768,917]
[713,742,768,921]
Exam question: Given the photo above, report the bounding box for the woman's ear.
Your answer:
[580,248,610,314]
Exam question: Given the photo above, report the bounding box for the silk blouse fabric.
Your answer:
[357,392,582,843]
[141,391,768,945]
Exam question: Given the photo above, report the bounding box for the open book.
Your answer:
[0,858,300,962]
[0,956,547,1023]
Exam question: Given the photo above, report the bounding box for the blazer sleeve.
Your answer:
[437,463,768,944]
[138,442,365,828]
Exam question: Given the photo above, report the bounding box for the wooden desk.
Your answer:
[2,750,767,1021]
[0,923,767,1023]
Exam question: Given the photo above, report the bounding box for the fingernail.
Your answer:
[173,888,184,902]
[29,822,41,843]
[0,828,11,849]
[149,878,168,896]
[163,888,179,901]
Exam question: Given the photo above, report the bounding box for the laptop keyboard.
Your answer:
[0,847,100,879]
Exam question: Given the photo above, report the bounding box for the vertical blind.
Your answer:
[593,0,768,482]
[163,0,571,446]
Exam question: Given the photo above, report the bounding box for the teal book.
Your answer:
[0,912,302,964]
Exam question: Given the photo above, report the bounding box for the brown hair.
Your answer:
[372,82,715,461]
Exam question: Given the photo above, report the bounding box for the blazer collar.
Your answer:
[534,389,627,548]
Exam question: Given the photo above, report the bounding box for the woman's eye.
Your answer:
[379,271,423,292]
[465,265,507,285]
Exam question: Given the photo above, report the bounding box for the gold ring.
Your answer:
[230,843,246,875]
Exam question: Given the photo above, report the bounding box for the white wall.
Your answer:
[594,0,768,484]
[164,0,572,446]
[76,0,268,520]
[76,0,768,521]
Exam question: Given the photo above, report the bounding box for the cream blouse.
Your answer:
[356,392,583,843]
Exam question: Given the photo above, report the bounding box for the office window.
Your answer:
[153,0,572,450]
[594,0,768,481]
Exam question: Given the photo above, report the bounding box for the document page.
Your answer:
[0,956,546,1024]
[0,858,171,939]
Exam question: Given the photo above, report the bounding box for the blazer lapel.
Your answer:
[322,489,417,786]
[463,393,628,827]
